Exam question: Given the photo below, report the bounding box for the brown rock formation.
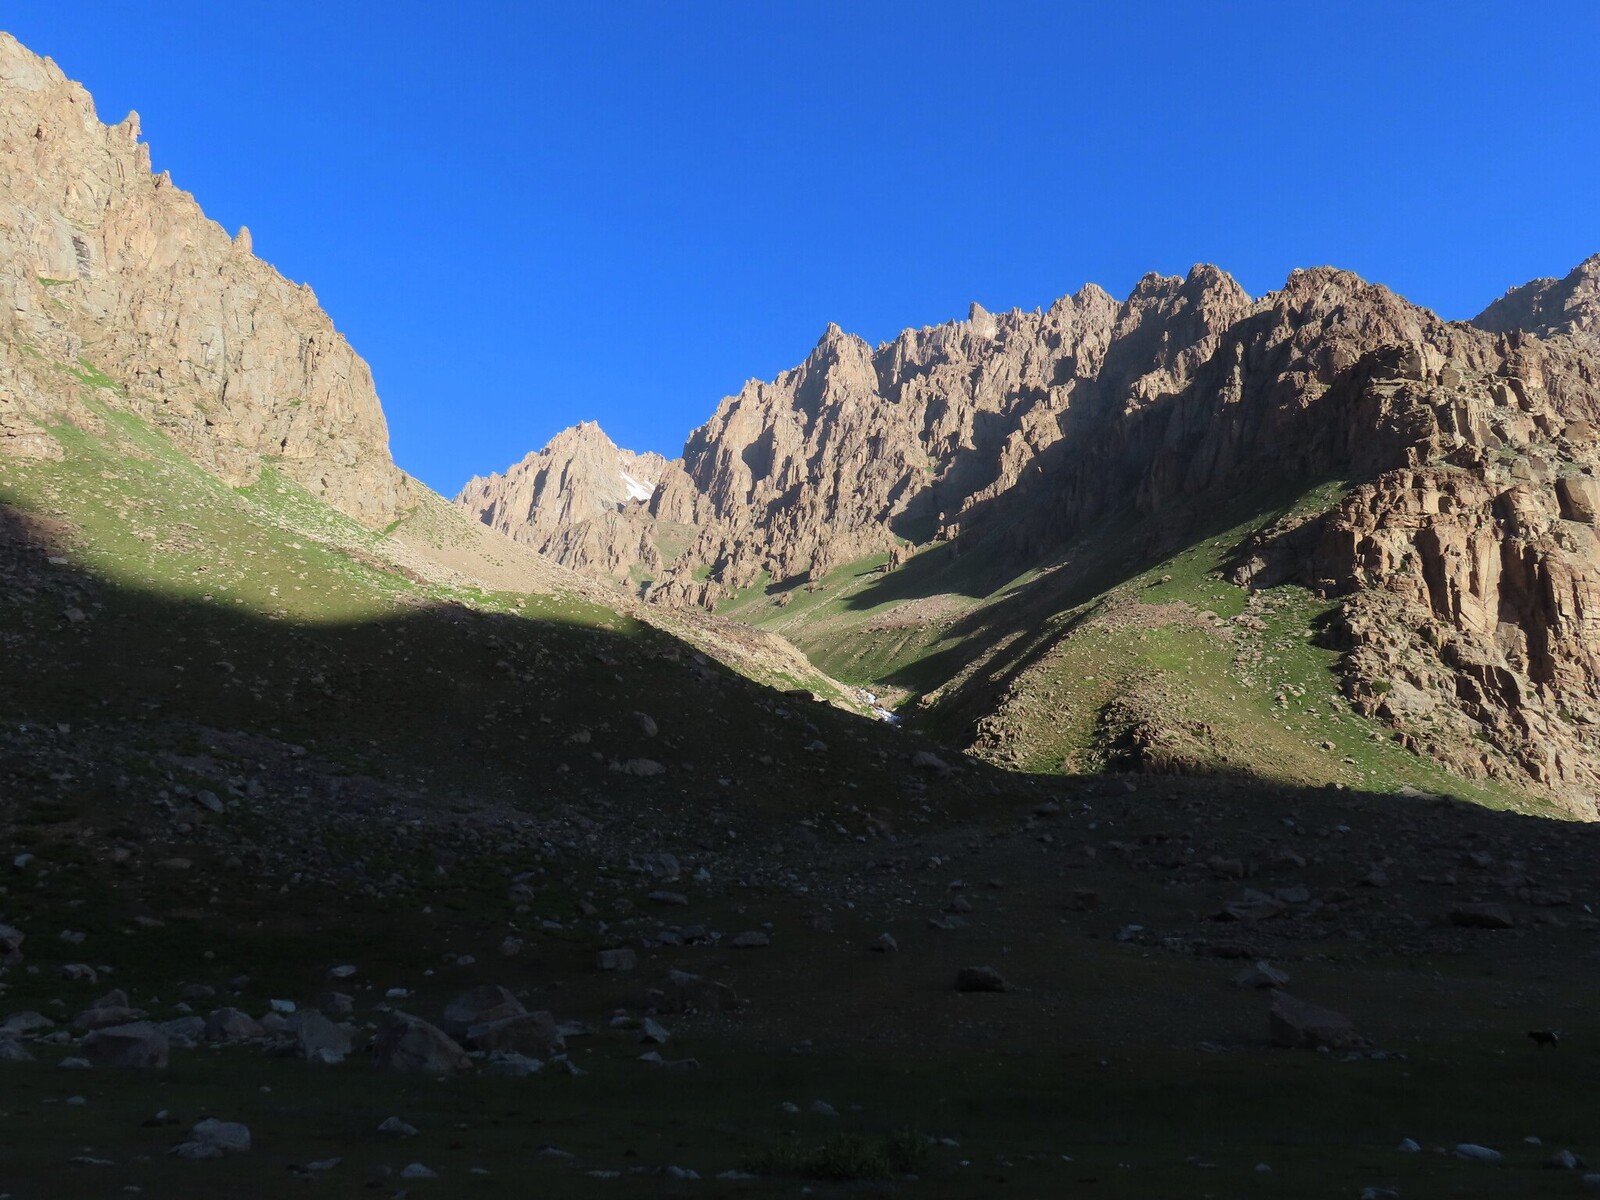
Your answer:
[1473,253,1600,343]
[454,421,669,581]
[0,33,411,526]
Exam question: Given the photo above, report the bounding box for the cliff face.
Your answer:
[0,33,410,526]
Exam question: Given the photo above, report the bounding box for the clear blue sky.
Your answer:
[8,4,1598,494]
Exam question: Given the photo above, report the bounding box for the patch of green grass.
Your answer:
[35,275,75,287]
[64,356,123,394]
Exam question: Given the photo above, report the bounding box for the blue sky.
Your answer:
[8,3,1598,493]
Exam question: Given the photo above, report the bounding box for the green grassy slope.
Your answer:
[716,485,1544,814]
[0,401,941,820]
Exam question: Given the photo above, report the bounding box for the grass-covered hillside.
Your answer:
[717,483,1546,815]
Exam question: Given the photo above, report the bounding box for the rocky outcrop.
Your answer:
[454,421,668,581]
[0,33,411,526]
[647,271,1253,593]
[1473,253,1600,343]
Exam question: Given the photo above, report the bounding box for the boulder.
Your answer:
[72,989,146,1032]
[484,1052,543,1078]
[317,991,355,1017]
[371,1014,471,1074]
[204,1007,264,1042]
[0,924,23,965]
[1449,903,1515,929]
[465,1011,563,1058]
[0,1037,35,1063]
[190,1118,251,1153]
[642,970,738,1014]
[597,947,638,972]
[441,986,525,1038]
[158,1016,207,1048]
[1268,993,1364,1050]
[286,1010,353,1063]
[954,966,1008,993]
[1234,961,1290,990]
[0,1011,53,1037]
[83,1021,170,1068]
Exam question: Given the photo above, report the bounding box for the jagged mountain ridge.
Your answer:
[468,255,1600,807]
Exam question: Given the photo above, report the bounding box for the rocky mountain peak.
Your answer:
[454,422,668,575]
[1473,252,1600,340]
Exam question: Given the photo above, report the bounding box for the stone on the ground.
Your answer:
[484,1052,543,1077]
[1268,993,1363,1051]
[158,1016,206,1048]
[371,1014,471,1074]
[72,989,145,1032]
[730,931,770,948]
[0,924,23,964]
[870,932,898,953]
[1449,903,1515,929]
[83,1022,169,1068]
[171,1141,222,1160]
[1234,961,1290,989]
[1455,1143,1503,1162]
[1547,1149,1583,1170]
[287,1009,353,1063]
[0,1011,52,1036]
[204,1008,264,1042]
[317,991,354,1017]
[378,1116,418,1136]
[643,970,738,1013]
[597,947,637,971]
[190,1118,251,1153]
[639,1018,670,1044]
[400,1162,437,1179]
[441,985,525,1037]
[466,1011,563,1058]
[0,1037,35,1063]
[954,966,1008,993]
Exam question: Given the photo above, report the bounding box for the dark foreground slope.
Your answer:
[4,421,1600,1197]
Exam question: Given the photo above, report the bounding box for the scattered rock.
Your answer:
[1449,903,1515,930]
[370,1014,471,1074]
[442,985,526,1037]
[190,1118,251,1153]
[1268,993,1364,1051]
[83,1022,169,1068]
[1234,961,1290,990]
[954,966,1008,993]
[467,1011,564,1059]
